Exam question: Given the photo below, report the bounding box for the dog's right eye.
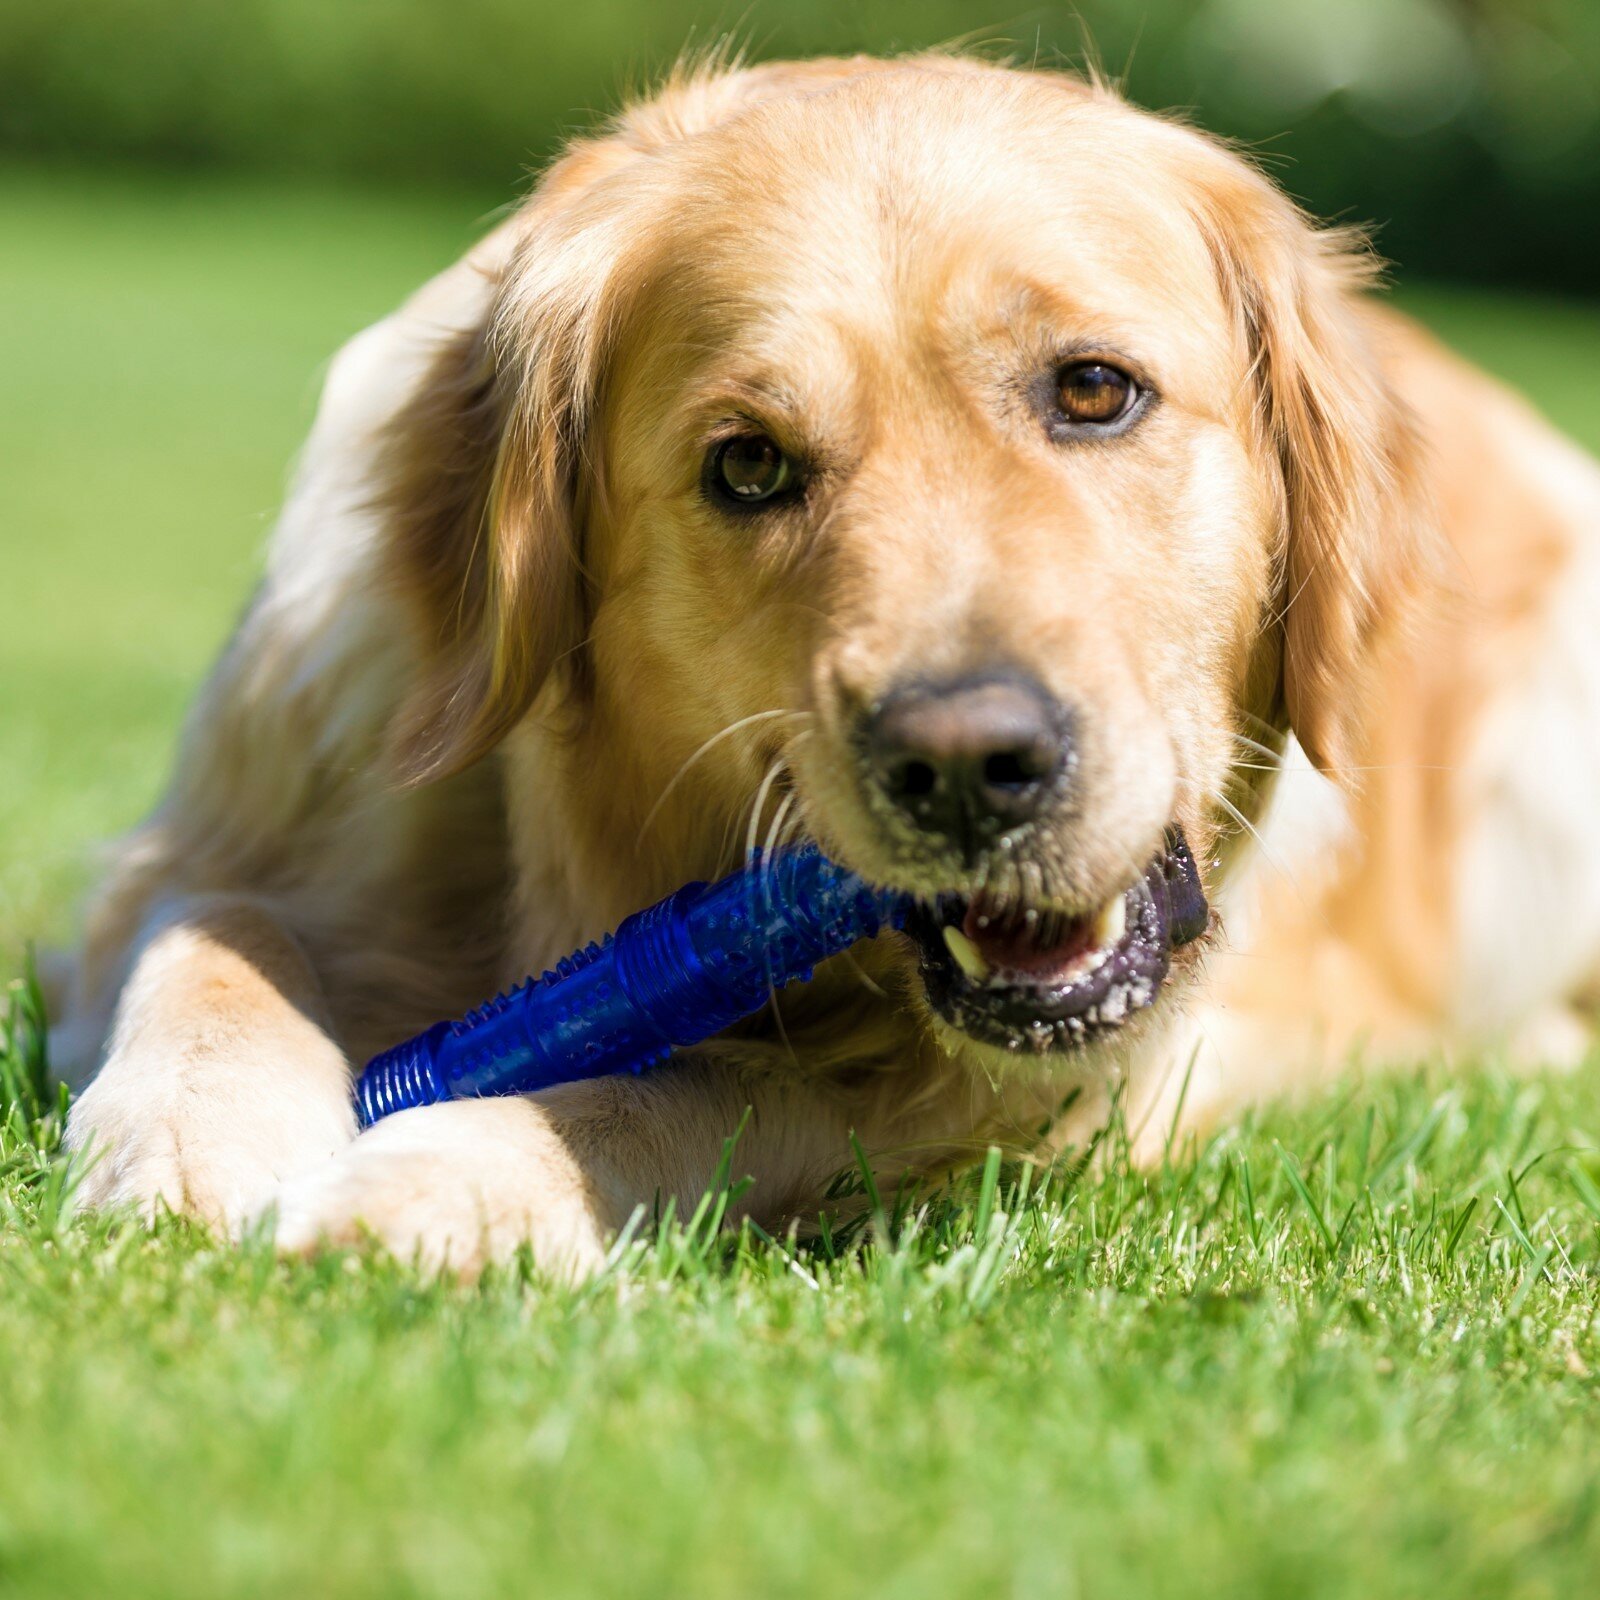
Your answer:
[709,434,798,508]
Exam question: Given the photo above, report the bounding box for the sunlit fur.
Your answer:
[55,54,1600,1277]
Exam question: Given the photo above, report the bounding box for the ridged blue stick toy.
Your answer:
[356,845,910,1128]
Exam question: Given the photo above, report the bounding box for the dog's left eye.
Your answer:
[1054,361,1140,427]
[710,434,798,508]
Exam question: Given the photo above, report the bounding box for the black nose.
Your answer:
[863,673,1072,856]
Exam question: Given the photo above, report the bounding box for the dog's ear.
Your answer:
[377,141,660,785]
[1200,167,1440,776]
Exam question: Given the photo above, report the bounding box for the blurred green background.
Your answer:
[2,0,1598,951]
[4,0,1598,292]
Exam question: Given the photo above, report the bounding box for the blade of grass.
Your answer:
[1277,1144,1337,1256]
[972,1145,1003,1243]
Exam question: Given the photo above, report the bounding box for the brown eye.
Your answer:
[712,434,796,506]
[1055,361,1139,426]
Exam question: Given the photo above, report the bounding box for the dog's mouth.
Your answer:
[902,827,1210,1054]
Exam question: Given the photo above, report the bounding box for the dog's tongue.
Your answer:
[963,898,1096,981]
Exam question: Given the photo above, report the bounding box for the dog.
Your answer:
[54,53,1600,1277]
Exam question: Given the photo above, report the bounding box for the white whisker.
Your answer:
[1230,730,1284,764]
[744,757,787,871]
[1228,756,1456,776]
[761,791,797,891]
[637,708,808,845]
[1200,784,1322,926]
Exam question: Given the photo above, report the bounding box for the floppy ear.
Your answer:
[1202,171,1440,775]
[376,163,649,785]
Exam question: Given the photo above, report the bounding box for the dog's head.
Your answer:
[381,56,1433,1069]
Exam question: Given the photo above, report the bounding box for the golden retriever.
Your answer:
[54,54,1600,1276]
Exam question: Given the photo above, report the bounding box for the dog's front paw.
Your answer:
[261,1098,615,1281]
[66,1069,358,1229]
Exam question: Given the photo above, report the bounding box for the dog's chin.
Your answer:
[899,827,1211,1059]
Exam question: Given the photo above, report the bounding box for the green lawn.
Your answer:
[4,168,1600,1599]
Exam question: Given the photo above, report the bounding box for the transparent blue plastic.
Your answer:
[355,845,910,1128]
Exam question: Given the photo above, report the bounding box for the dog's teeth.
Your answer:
[942,925,992,983]
[1093,894,1127,947]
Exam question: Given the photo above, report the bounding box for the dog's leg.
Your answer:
[64,898,358,1226]
[264,1060,872,1280]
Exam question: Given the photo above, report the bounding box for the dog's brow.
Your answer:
[691,374,803,421]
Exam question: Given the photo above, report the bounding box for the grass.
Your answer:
[5,970,1600,1597]
[3,165,1600,1597]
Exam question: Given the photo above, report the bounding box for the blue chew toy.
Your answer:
[356,845,910,1128]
